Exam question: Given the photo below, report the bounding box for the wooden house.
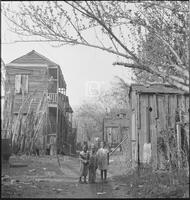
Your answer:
[103,109,130,148]
[5,50,72,154]
[128,84,189,169]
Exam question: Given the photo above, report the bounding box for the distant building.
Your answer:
[103,109,130,148]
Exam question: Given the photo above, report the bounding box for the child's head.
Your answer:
[91,144,96,152]
[83,145,88,152]
[100,141,106,148]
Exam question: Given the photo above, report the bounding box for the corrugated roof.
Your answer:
[130,84,189,94]
[10,50,58,66]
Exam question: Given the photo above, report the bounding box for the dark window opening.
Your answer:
[49,68,57,79]
[48,80,57,93]
[48,107,57,133]
[149,107,152,112]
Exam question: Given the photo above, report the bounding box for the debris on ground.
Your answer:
[21,182,31,185]
[97,192,106,195]
[56,189,63,192]
[2,175,11,182]
[2,155,189,198]
[29,169,36,173]
[113,167,189,198]
[31,185,37,188]
[10,179,16,184]
[10,163,28,168]
[35,179,46,182]
[113,185,120,190]
[52,188,63,192]
[119,183,127,186]
[45,171,57,177]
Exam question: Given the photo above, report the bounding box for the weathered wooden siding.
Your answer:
[149,94,158,169]
[139,94,148,162]
[130,84,189,168]
[6,66,48,113]
[130,90,138,166]
[168,95,177,128]
[4,50,71,154]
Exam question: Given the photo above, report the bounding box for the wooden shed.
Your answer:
[128,84,189,170]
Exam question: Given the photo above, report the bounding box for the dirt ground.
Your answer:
[1,155,189,198]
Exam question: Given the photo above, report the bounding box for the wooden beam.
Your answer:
[165,95,169,129]
[137,93,141,129]
[176,122,182,168]
[146,97,150,143]
[56,68,59,154]
[6,63,48,67]
[151,94,158,170]
[109,135,128,156]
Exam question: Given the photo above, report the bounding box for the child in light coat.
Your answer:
[96,141,109,183]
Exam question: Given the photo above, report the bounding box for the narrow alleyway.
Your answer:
[2,155,189,198]
[1,155,125,198]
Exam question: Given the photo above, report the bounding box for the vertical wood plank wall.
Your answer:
[150,94,158,169]
[131,91,189,169]
[131,90,139,167]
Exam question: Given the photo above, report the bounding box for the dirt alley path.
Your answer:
[1,155,128,198]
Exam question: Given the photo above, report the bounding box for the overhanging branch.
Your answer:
[113,61,189,92]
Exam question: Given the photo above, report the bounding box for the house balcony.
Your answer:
[48,93,65,110]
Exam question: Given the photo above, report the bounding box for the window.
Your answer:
[58,88,66,95]
[48,68,57,79]
[15,75,28,94]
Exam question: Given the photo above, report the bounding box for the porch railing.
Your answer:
[48,93,66,110]
[48,93,57,104]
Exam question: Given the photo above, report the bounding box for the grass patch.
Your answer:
[113,165,189,198]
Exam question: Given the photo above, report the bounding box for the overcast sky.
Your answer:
[1,3,134,108]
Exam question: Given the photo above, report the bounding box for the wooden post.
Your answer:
[176,122,182,168]
[56,67,59,155]
[137,93,141,129]
[109,136,128,156]
[151,125,157,170]
[151,95,158,170]
[137,93,141,175]
[146,106,150,143]
[137,130,140,176]
[102,118,105,142]
[165,95,169,129]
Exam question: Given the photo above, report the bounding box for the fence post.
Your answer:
[176,122,182,169]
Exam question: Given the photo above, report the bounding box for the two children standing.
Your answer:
[79,141,109,184]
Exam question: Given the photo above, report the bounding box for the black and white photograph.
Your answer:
[1,1,189,198]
